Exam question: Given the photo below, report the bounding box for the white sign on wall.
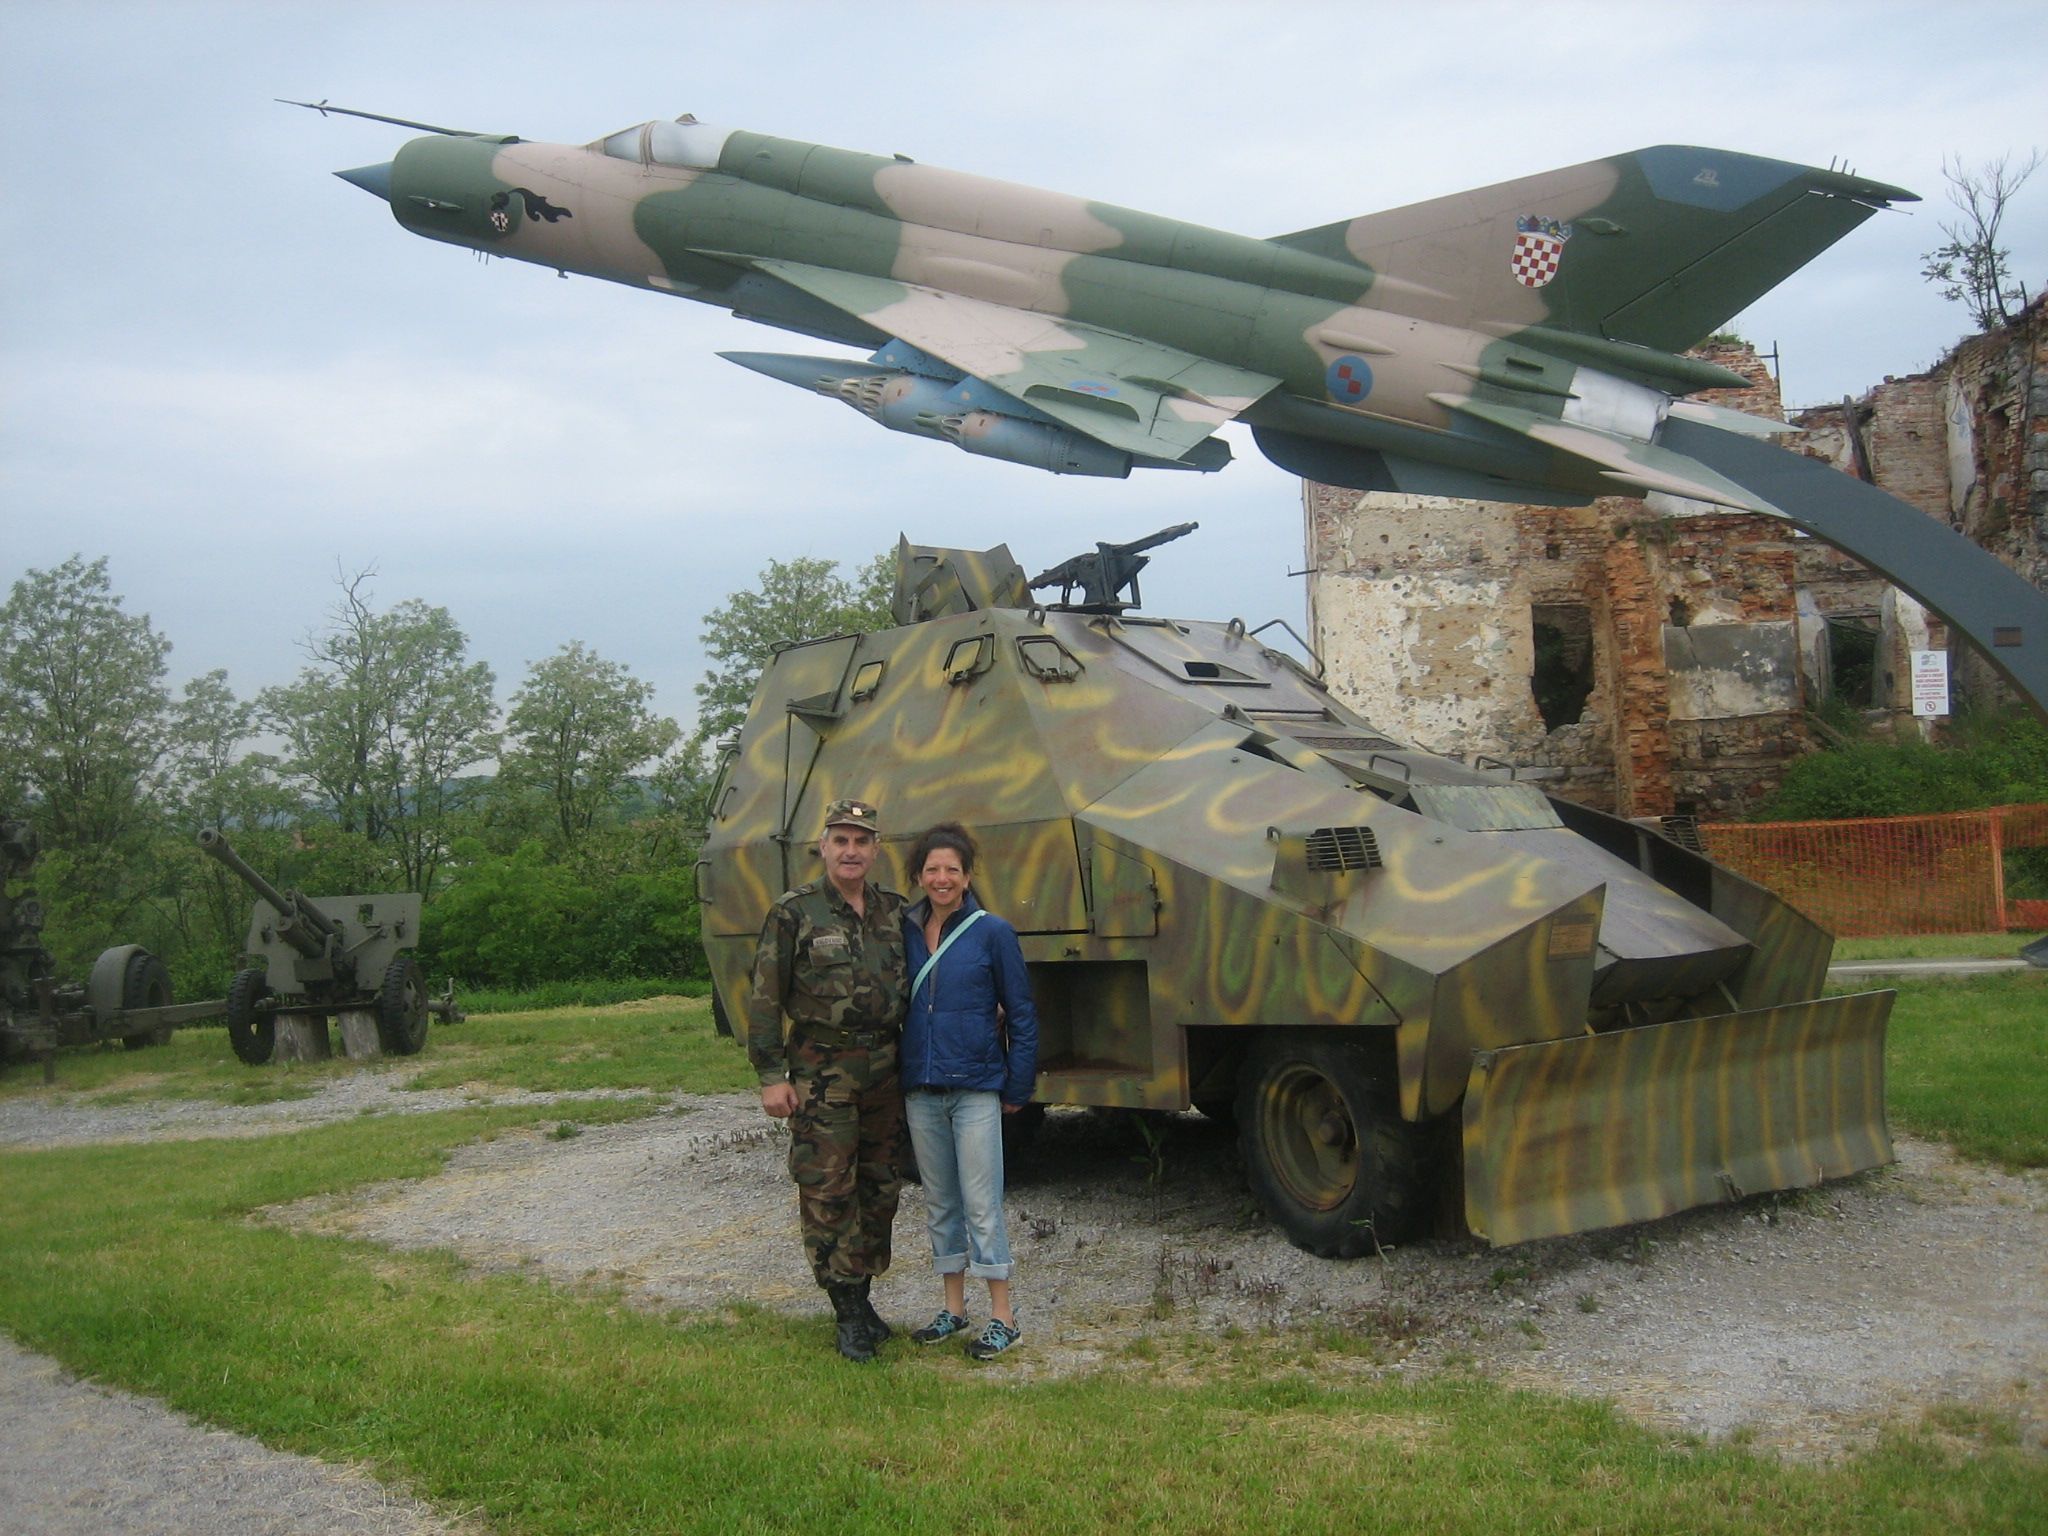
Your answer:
[1911,649,1950,718]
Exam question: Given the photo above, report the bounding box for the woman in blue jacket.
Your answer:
[899,821,1038,1359]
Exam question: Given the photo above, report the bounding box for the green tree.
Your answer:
[691,552,892,746]
[154,670,304,993]
[499,642,680,847]
[1919,150,2041,331]
[0,555,171,850]
[420,840,704,986]
[261,571,497,895]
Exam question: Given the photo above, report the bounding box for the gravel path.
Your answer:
[3,1067,2043,1530]
[0,1335,460,1536]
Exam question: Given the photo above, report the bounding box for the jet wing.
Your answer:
[742,257,1281,462]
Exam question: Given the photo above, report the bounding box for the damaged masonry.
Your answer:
[1304,298,2048,821]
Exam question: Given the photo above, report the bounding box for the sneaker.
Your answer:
[965,1317,1020,1359]
[911,1310,968,1345]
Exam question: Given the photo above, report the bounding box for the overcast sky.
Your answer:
[3,0,2043,744]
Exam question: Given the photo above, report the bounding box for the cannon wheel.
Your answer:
[376,956,430,1056]
[1236,1031,1426,1258]
[225,967,275,1065]
[118,950,174,1050]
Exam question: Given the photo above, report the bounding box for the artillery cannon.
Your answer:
[198,830,458,1065]
[2,819,220,1076]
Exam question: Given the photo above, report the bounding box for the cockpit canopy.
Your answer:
[594,115,733,171]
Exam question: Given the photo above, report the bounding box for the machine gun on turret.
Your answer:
[198,829,460,1065]
[1027,522,1197,612]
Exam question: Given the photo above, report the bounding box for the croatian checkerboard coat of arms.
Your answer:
[1510,215,1573,288]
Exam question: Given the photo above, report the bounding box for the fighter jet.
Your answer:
[298,104,2046,713]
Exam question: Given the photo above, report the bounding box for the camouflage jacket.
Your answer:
[745,879,909,1086]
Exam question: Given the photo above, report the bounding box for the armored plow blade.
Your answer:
[1460,990,1893,1246]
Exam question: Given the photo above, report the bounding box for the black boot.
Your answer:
[854,1277,893,1346]
[826,1283,875,1362]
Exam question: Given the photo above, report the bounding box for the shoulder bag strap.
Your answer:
[912,908,986,999]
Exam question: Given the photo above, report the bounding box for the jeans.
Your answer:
[903,1088,1013,1280]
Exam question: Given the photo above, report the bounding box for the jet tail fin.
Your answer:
[1272,147,1915,352]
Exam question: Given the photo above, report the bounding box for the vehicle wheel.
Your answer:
[119,950,174,1049]
[710,988,734,1038]
[1236,1032,1426,1257]
[376,955,430,1056]
[225,967,275,1065]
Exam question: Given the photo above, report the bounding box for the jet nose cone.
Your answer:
[334,161,394,201]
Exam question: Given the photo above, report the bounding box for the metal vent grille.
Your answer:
[1305,826,1383,872]
[1293,734,1401,751]
[1658,815,1705,853]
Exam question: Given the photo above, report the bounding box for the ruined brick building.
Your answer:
[1302,298,2046,821]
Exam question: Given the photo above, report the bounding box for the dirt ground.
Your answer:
[251,1086,2048,1462]
[4,1068,2043,1478]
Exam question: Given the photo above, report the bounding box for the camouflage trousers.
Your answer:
[786,1032,908,1288]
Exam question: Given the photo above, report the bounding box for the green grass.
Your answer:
[458,978,711,1014]
[1832,932,2045,961]
[1882,973,2048,1167]
[1,1118,2039,1535]
[0,1027,359,1103]
[406,996,755,1095]
[2,996,757,1102]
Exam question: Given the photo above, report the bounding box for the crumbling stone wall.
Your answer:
[1306,345,1810,819]
[1793,295,2046,712]
[1308,309,2046,814]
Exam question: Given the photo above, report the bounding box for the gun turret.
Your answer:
[1028,522,1197,612]
[196,829,343,964]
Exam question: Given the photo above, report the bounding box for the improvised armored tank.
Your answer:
[698,531,1892,1251]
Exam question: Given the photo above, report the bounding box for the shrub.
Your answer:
[1758,713,2048,822]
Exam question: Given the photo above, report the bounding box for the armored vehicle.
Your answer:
[200,830,458,1065]
[697,532,1892,1251]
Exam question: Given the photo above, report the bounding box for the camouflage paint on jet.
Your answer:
[304,103,2046,714]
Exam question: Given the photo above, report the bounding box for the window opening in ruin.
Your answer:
[1825,613,1878,707]
[1530,604,1595,731]
[1669,596,1693,626]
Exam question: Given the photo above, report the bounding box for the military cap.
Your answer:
[822,798,880,833]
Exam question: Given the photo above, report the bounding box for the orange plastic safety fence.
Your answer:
[1699,803,2048,937]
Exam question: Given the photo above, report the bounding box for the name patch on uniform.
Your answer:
[809,932,851,963]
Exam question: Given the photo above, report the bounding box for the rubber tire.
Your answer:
[118,950,174,1050]
[376,955,430,1056]
[225,967,275,1066]
[1236,1032,1426,1258]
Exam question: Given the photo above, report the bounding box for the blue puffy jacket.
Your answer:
[900,891,1038,1105]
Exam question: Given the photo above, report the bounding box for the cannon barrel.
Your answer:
[196,830,340,958]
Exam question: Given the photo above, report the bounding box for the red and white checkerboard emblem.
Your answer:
[1510,231,1565,288]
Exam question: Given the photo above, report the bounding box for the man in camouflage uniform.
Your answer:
[746,797,910,1361]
